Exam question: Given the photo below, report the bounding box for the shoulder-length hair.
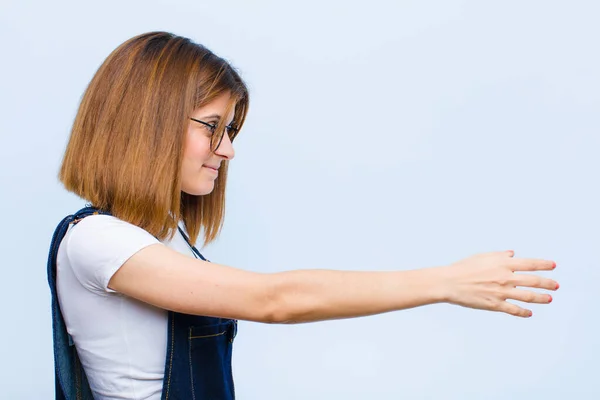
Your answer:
[59,31,249,246]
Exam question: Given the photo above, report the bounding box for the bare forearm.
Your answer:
[267,268,444,324]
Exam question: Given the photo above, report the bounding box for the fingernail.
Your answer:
[528,311,533,317]
[548,295,553,303]
[555,283,560,290]
[552,262,557,269]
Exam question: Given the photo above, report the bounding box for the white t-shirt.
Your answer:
[56,214,199,400]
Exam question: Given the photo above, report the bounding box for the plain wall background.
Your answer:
[1,0,598,398]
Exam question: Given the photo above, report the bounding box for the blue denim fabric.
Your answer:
[47,206,238,399]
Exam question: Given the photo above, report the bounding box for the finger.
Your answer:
[506,288,553,304]
[476,250,514,259]
[510,258,556,272]
[497,301,532,318]
[491,250,514,257]
[512,274,560,291]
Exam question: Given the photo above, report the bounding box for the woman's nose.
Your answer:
[216,133,235,160]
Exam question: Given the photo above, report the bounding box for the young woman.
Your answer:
[47,31,559,400]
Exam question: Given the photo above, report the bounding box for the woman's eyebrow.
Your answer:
[200,113,221,120]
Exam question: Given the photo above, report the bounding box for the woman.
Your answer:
[47,31,559,400]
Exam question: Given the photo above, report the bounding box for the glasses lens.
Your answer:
[211,125,239,151]
[229,127,238,142]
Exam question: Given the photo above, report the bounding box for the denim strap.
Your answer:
[47,206,109,400]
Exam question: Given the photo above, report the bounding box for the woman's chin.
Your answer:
[181,181,215,196]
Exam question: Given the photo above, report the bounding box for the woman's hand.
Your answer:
[435,250,559,317]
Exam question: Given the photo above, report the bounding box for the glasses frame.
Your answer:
[189,117,239,151]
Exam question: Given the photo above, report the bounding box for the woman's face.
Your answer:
[181,92,236,196]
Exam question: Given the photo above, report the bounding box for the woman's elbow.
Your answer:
[255,275,296,324]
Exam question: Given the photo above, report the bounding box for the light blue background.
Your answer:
[1,1,598,398]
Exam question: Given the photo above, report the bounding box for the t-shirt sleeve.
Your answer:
[64,215,161,294]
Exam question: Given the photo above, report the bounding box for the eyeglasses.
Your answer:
[189,117,239,152]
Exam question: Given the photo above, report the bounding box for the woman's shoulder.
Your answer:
[71,213,147,232]
[62,214,162,291]
[66,214,160,254]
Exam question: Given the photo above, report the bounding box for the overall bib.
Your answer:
[47,206,238,400]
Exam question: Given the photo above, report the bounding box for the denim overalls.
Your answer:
[47,206,238,400]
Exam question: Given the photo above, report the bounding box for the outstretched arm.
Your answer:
[109,246,558,323]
